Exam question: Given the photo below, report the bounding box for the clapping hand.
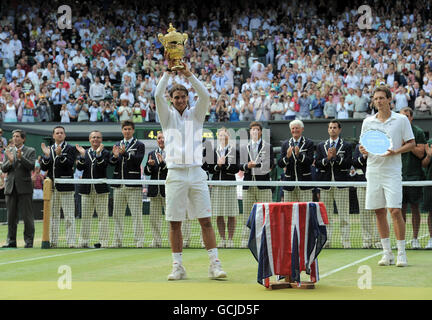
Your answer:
[96,144,104,155]
[155,152,164,163]
[217,155,226,167]
[5,148,13,162]
[76,144,86,157]
[286,146,293,158]
[359,145,368,158]
[41,143,50,157]
[148,154,155,166]
[247,160,257,169]
[426,143,432,158]
[112,145,120,158]
[55,144,62,156]
[327,147,336,160]
[294,145,300,156]
[16,149,22,160]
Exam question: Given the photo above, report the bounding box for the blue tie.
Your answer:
[331,141,335,148]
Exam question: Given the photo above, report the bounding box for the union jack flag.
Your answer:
[247,202,328,287]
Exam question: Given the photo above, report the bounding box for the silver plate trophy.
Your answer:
[360,129,393,156]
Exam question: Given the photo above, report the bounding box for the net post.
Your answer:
[41,178,52,249]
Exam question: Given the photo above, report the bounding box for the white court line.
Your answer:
[0,249,104,266]
[320,233,430,279]
[320,251,382,279]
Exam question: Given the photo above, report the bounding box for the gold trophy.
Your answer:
[158,23,188,71]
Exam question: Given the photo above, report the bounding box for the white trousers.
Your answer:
[79,190,109,247]
[50,190,76,247]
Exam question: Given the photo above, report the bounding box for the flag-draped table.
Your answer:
[247,202,329,289]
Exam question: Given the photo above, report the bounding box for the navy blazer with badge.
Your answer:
[351,143,367,182]
[76,148,110,194]
[240,140,274,190]
[109,137,145,187]
[315,138,352,189]
[277,136,314,191]
[143,148,167,197]
[207,145,240,181]
[40,141,76,192]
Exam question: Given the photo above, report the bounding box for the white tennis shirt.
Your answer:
[155,72,210,169]
[361,111,414,174]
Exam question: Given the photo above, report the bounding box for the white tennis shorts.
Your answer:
[365,171,402,210]
[165,166,212,221]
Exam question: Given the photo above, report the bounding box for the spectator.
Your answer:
[89,76,105,101]
[298,91,311,120]
[3,95,17,122]
[414,89,432,117]
[89,101,101,122]
[353,88,370,119]
[216,99,229,122]
[51,82,68,122]
[132,102,143,123]
[118,99,132,121]
[60,104,71,123]
[36,95,52,122]
[76,97,89,122]
[270,95,284,120]
[336,96,349,119]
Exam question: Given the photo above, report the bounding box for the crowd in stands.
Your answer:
[0,0,431,126]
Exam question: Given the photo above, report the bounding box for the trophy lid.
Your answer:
[160,23,187,44]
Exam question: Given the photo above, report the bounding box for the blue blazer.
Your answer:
[315,138,352,189]
[109,137,145,188]
[277,136,314,191]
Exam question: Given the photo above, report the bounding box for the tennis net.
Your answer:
[43,178,432,249]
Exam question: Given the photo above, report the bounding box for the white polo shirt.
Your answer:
[155,72,210,169]
[361,111,414,174]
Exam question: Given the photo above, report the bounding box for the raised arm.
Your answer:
[154,72,171,128]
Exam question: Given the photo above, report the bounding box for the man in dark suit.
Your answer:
[352,143,380,248]
[143,131,167,248]
[278,119,314,203]
[315,120,352,248]
[1,130,36,248]
[109,120,145,247]
[40,126,77,248]
[240,121,274,247]
[75,130,110,248]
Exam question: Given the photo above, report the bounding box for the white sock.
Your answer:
[381,238,391,254]
[207,248,219,263]
[172,252,183,265]
[396,240,406,255]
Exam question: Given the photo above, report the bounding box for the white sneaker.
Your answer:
[208,260,227,279]
[425,238,432,250]
[378,252,395,266]
[411,238,421,249]
[396,252,408,267]
[342,241,351,249]
[183,240,190,248]
[167,263,187,281]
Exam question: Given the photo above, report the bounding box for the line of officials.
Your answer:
[2,117,428,249]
